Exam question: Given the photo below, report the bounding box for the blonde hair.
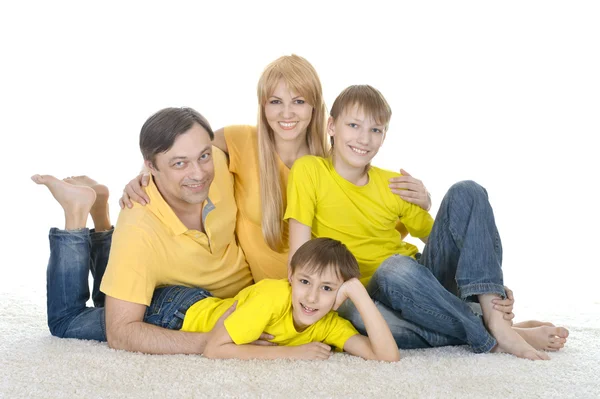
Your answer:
[257,54,328,252]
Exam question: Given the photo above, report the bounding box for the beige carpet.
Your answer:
[1,288,599,399]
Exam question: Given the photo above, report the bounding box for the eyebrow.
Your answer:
[269,94,304,100]
[297,272,340,286]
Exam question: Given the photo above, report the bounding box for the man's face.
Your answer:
[289,265,344,331]
[147,123,215,209]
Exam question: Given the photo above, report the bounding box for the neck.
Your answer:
[274,135,310,169]
[331,154,369,186]
[155,181,204,232]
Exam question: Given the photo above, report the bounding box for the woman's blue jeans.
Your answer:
[338,180,505,353]
[46,228,210,341]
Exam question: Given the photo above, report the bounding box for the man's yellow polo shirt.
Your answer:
[100,147,253,305]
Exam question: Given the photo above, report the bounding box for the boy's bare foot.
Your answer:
[480,294,550,361]
[32,174,96,230]
[513,320,555,328]
[514,326,569,351]
[63,176,111,231]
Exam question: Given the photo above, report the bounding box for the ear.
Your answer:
[144,160,157,175]
[326,116,336,138]
[288,269,293,284]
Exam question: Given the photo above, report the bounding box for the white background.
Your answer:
[1,1,599,310]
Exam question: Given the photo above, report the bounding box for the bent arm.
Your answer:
[287,219,312,271]
[342,280,400,362]
[105,295,208,354]
[212,128,228,154]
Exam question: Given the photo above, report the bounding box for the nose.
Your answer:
[357,128,370,145]
[306,286,319,304]
[188,161,206,180]
[280,103,295,119]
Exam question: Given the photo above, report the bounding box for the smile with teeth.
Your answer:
[349,145,369,155]
[300,302,318,314]
[279,121,298,130]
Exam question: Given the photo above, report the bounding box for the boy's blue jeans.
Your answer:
[46,228,211,341]
[338,180,505,353]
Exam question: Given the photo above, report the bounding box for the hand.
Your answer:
[291,342,332,360]
[388,169,432,211]
[492,286,515,322]
[119,172,151,209]
[333,278,361,311]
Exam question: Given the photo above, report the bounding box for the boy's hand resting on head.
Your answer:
[333,278,363,311]
[290,342,332,360]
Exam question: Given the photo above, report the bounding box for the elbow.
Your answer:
[375,350,400,363]
[106,326,130,351]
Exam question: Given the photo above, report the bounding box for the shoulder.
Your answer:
[212,145,228,166]
[223,125,256,147]
[370,165,401,181]
[291,155,326,172]
[253,279,292,296]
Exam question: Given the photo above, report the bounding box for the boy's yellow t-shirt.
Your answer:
[284,156,434,285]
[224,125,289,281]
[181,279,358,350]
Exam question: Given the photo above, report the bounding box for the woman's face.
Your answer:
[264,79,314,145]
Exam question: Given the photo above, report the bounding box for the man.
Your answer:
[33,107,256,354]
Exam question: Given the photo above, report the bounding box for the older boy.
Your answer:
[285,85,568,360]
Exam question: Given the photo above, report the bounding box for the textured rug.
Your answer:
[1,287,599,399]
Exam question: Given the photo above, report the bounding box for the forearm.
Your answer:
[107,320,208,355]
[350,287,399,361]
[204,342,294,360]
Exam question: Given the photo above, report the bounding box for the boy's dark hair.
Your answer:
[329,85,392,148]
[290,238,360,281]
[140,107,214,169]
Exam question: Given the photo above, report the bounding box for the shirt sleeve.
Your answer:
[398,200,434,238]
[284,156,318,227]
[100,220,156,306]
[224,293,277,345]
[223,125,252,175]
[320,313,360,352]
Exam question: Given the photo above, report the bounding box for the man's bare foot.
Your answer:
[63,176,111,232]
[513,320,555,328]
[32,174,96,230]
[480,294,550,360]
[514,326,569,351]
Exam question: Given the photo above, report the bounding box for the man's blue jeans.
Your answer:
[338,180,505,353]
[46,228,211,341]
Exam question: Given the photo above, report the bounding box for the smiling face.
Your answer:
[264,79,314,145]
[289,264,344,331]
[328,104,386,173]
[146,122,215,210]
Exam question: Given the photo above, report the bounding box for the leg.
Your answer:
[144,286,213,330]
[420,180,548,359]
[62,176,113,307]
[33,174,106,340]
[369,255,497,353]
[337,298,463,349]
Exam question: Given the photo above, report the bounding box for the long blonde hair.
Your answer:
[257,54,328,252]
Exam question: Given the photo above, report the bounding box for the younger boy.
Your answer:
[186,237,399,361]
[284,85,568,361]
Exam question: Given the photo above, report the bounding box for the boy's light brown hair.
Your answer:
[329,85,392,148]
[290,238,360,281]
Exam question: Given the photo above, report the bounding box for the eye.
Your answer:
[173,161,186,168]
[322,286,333,292]
[294,99,305,105]
[348,123,358,128]
[299,279,309,285]
[269,99,282,105]
[200,152,212,161]
[371,128,383,134]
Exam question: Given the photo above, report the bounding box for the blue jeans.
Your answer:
[338,181,505,353]
[46,228,211,341]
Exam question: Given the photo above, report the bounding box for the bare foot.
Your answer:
[63,176,110,231]
[515,326,569,351]
[513,320,555,328]
[480,294,550,361]
[32,174,96,230]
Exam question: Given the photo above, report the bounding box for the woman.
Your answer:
[120,54,432,281]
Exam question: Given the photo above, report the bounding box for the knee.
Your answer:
[371,256,423,289]
[48,320,67,338]
[448,180,488,203]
